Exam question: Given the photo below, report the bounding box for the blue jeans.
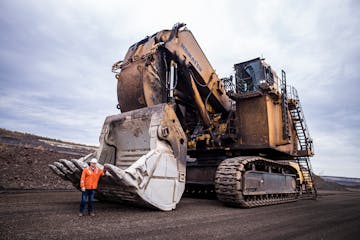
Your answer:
[79,189,95,213]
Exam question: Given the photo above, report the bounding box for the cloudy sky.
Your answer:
[1,0,359,177]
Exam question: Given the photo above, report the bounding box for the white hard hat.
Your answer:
[90,158,98,164]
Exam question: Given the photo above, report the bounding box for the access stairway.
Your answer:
[282,71,317,198]
[296,157,317,198]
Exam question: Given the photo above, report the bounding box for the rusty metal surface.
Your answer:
[116,61,148,112]
[235,93,269,147]
[186,165,217,185]
[234,91,297,157]
[163,27,232,113]
[114,23,232,120]
[115,43,167,112]
[243,171,297,195]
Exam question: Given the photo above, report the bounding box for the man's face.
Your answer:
[90,162,96,167]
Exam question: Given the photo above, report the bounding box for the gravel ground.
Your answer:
[0,190,359,240]
[1,129,358,239]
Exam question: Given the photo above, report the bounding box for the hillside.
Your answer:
[0,128,97,190]
[320,176,360,186]
[312,174,348,191]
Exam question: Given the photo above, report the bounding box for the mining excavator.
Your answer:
[50,23,317,211]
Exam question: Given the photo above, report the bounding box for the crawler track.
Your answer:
[215,156,299,208]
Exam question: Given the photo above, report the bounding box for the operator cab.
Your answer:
[234,57,278,93]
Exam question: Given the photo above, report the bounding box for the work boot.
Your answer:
[89,213,95,217]
[79,213,83,217]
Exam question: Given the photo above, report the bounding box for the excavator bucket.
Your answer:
[49,103,187,211]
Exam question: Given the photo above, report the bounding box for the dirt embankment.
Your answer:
[312,174,348,191]
[0,129,95,190]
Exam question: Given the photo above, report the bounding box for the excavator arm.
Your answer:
[114,23,232,126]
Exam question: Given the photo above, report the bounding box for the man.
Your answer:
[79,158,105,217]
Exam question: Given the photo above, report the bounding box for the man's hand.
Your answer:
[81,187,86,192]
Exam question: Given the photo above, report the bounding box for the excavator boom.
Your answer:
[114,23,232,125]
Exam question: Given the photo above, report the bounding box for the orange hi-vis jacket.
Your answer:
[80,166,104,190]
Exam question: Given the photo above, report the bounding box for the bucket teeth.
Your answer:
[104,164,125,182]
[71,158,88,170]
[58,159,78,173]
[49,158,90,189]
[48,164,66,180]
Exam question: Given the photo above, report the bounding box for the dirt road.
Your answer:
[1,191,359,240]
